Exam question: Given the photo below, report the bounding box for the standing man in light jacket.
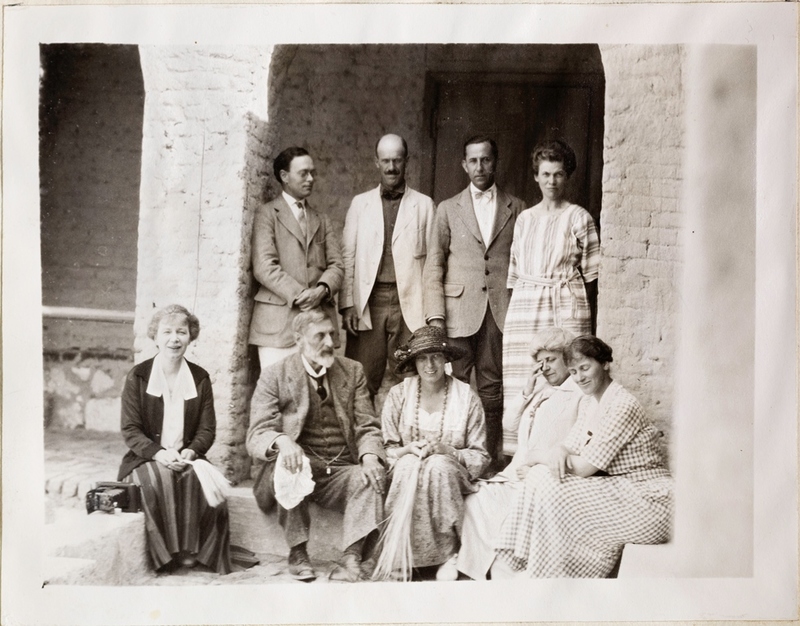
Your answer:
[340,134,436,399]
[249,146,344,368]
[423,135,526,470]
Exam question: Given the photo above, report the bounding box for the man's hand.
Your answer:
[360,453,386,495]
[295,285,327,311]
[275,435,306,474]
[341,307,359,336]
[427,319,446,330]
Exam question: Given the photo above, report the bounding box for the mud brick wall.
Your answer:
[597,45,686,449]
[135,46,272,481]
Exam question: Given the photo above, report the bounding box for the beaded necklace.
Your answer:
[412,375,449,443]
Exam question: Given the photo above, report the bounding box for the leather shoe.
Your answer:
[288,545,316,581]
[329,553,363,582]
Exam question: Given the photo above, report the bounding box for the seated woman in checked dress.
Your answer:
[494,335,673,578]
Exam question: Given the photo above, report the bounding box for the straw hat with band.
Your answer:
[394,326,467,374]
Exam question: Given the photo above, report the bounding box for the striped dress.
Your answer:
[501,203,599,440]
[494,381,673,577]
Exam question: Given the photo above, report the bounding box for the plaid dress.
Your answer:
[495,381,673,577]
[501,204,599,425]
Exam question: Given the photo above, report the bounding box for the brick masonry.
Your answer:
[597,45,686,453]
[135,46,272,481]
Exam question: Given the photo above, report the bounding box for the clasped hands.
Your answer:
[294,285,328,311]
[395,440,457,460]
[154,447,197,472]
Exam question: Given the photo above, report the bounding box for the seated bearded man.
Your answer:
[247,308,387,581]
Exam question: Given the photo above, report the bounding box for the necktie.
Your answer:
[310,373,327,401]
[296,201,307,238]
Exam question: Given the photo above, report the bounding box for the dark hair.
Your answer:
[564,335,613,366]
[463,135,498,160]
[147,304,200,342]
[531,139,577,177]
[273,146,310,183]
[374,134,409,158]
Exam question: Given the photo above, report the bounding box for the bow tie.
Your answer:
[381,188,404,201]
[473,188,495,201]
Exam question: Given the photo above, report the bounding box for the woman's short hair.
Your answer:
[147,304,200,342]
[564,335,614,366]
[531,139,577,177]
[292,308,329,337]
[273,146,310,182]
[529,327,575,359]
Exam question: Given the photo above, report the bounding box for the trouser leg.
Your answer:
[473,310,504,467]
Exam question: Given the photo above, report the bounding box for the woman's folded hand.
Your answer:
[155,448,188,472]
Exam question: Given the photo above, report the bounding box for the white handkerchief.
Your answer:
[186,458,231,508]
[273,453,315,510]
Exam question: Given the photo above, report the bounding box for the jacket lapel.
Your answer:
[486,189,514,249]
[305,201,321,244]
[327,359,358,460]
[275,197,307,245]
[392,188,416,245]
[286,354,311,437]
[453,187,484,245]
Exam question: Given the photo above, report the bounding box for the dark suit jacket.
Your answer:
[246,353,386,512]
[423,186,526,337]
[249,195,344,348]
[117,358,216,480]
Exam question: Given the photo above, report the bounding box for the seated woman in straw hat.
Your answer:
[374,326,490,582]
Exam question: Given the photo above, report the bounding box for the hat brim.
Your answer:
[396,344,467,374]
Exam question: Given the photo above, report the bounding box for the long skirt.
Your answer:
[456,480,521,579]
[501,283,591,452]
[131,461,256,575]
[495,465,673,577]
[386,454,477,568]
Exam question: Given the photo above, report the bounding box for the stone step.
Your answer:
[44,507,150,585]
[228,482,344,562]
[618,542,677,577]
[44,556,98,585]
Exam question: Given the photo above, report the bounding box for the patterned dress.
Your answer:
[381,376,490,567]
[495,381,673,577]
[501,204,599,440]
[456,376,581,579]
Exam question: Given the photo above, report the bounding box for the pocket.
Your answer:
[254,290,287,305]
[444,283,464,298]
[412,225,427,259]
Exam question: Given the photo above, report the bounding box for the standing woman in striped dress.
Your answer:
[501,140,600,456]
[117,304,256,574]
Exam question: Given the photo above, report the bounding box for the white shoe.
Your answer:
[436,555,459,581]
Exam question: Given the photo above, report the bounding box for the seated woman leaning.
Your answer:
[494,335,673,578]
[117,304,256,574]
[375,326,490,581]
[456,327,582,580]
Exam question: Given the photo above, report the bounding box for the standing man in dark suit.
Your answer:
[340,133,436,399]
[423,135,526,470]
[249,147,344,368]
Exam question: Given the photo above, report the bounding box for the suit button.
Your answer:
[484,254,489,261]
[485,269,490,275]
[482,286,487,292]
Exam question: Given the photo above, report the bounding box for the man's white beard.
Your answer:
[317,353,335,369]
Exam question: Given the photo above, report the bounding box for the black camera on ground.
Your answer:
[85,481,141,514]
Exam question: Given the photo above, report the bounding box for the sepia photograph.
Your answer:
[2,3,797,625]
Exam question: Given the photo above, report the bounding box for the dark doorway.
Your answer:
[426,55,605,225]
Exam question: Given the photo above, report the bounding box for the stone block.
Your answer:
[44,557,97,585]
[90,369,115,394]
[85,397,122,432]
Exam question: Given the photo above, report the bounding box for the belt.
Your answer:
[514,271,583,324]
[373,282,397,288]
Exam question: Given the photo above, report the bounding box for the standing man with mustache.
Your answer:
[424,135,526,472]
[339,134,435,400]
[249,147,344,368]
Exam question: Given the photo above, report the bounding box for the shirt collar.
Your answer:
[300,354,326,379]
[282,191,306,211]
[470,182,497,200]
[146,353,198,400]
